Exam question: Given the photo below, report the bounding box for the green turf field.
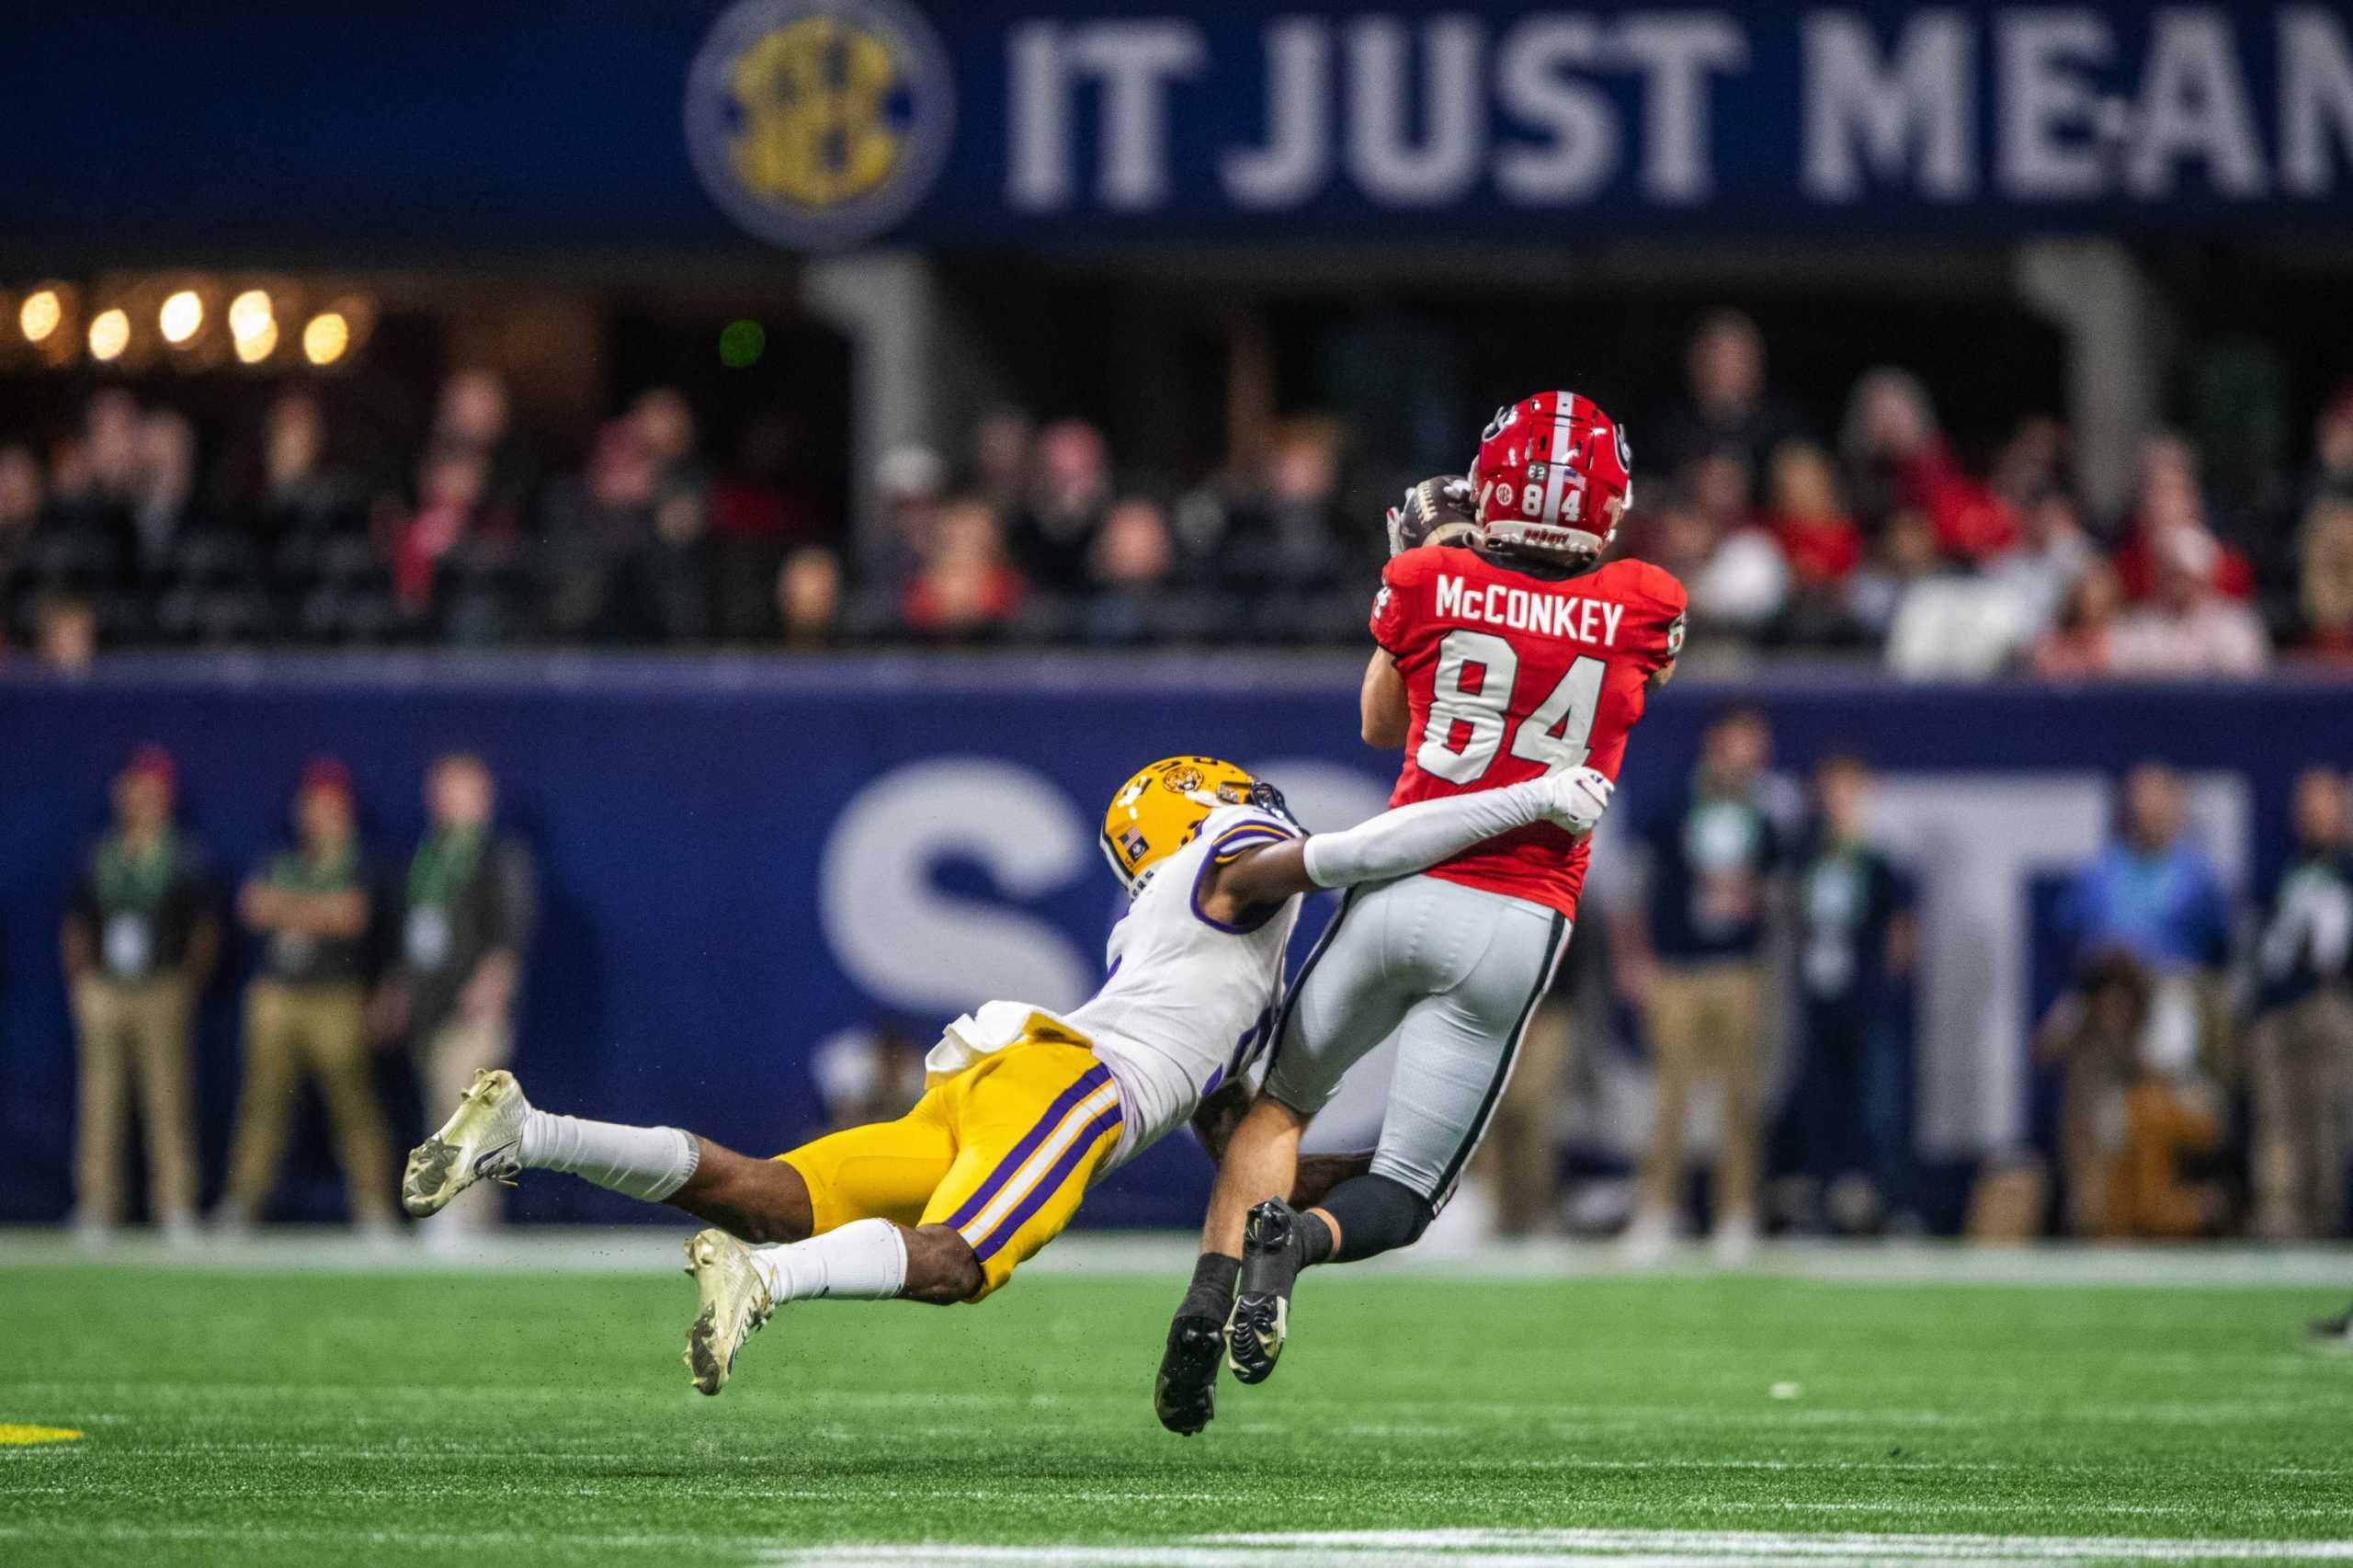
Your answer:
[4,1244,2351,1566]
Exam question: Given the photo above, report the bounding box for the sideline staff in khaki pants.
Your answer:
[2247,768,2353,1241]
[218,758,398,1230]
[63,745,218,1244]
[1639,960,1768,1223]
[374,754,535,1233]
[1616,709,1784,1264]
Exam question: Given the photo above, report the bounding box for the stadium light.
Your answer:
[301,311,349,366]
[19,290,61,344]
[234,319,279,364]
[87,308,131,362]
[228,289,273,342]
[159,290,204,346]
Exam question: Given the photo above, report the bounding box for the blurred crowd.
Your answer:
[0,373,1388,660]
[5,316,2353,672]
[1640,313,2352,679]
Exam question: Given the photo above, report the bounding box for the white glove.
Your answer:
[1302,764,1614,891]
[1540,766,1614,839]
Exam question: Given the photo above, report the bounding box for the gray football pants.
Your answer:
[1263,874,1568,1206]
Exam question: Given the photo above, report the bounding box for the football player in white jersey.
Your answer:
[400,755,1611,1396]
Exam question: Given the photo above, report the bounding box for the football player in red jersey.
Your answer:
[1156,392,1688,1435]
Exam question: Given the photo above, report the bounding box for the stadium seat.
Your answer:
[298,583,402,646]
[313,533,390,589]
[28,528,121,587]
[166,528,260,587]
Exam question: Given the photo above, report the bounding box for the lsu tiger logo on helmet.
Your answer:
[1100,756,1291,895]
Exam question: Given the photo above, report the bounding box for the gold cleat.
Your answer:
[402,1069,527,1218]
[682,1228,774,1396]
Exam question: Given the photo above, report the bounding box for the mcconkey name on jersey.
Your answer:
[1372,544,1686,917]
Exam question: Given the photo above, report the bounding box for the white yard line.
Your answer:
[1211,1530,2353,1558]
[3,1526,2350,1568]
[763,1529,2353,1567]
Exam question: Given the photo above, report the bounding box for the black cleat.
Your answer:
[1154,1313,1226,1436]
[2309,1303,2353,1354]
[1226,1199,1305,1384]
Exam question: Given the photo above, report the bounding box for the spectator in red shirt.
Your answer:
[1763,441,1863,585]
[390,449,494,612]
[1841,368,2018,562]
[2111,435,2254,603]
[708,416,810,546]
[2109,528,2269,677]
[903,497,1024,637]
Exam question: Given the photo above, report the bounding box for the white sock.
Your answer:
[748,1219,909,1304]
[518,1111,699,1203]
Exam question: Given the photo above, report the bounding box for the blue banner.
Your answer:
[8,4,2352,252]
[0,656,2347,1230]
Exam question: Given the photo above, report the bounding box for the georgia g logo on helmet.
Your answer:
[1471,391,1633,562]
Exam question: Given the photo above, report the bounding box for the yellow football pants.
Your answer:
[779,1039,1124,1299]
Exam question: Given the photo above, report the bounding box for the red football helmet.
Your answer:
[1471,391,1634,561]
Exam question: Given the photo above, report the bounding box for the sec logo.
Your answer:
[685,0,954,249]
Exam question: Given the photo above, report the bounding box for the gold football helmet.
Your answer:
[1099,756,1290,895]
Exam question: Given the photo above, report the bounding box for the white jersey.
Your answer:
[1070,805,1302,1166]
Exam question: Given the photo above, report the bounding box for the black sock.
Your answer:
[1297,1210,1336,1267]
[1318,1174,1436,1262]
[1179,1252,1241,1320]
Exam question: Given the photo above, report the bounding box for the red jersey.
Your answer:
[1371,544,1686,916]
